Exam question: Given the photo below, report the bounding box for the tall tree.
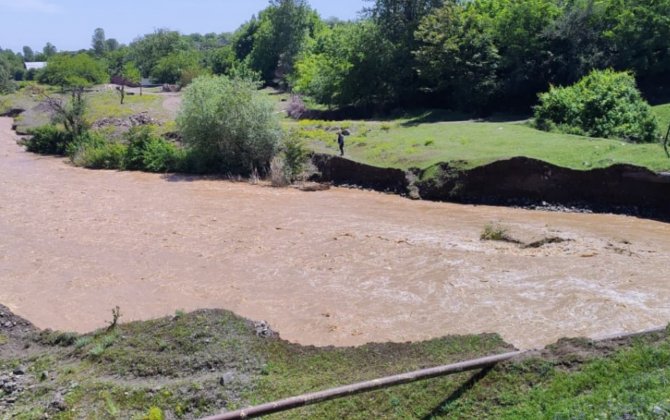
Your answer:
[365,0,444,105]
[293,21,396,108]
[129,29,186,78]
[542,0,608,87]
[22,46,35,61]
[0,55,15,93]
[92,28,107,56]
[117,62,141,104]
[249,0,322,86]
[105,38,120,52]
[476,0,562,107]
[231,17,260,62]
[42,42,57,58]
[414,1,501,112]
[602,0,670,84]
[38,53,108,89]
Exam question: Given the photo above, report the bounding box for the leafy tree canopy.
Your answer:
[38,53,108,88]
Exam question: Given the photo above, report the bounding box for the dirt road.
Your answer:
[1,117,669,349]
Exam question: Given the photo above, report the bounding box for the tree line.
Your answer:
[2,0,670,113]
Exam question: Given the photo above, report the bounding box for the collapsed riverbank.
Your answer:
[311,154,670,221]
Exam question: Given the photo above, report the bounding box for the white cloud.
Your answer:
[0,0,62,14]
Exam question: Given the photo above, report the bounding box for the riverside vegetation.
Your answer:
[2,305,670,419]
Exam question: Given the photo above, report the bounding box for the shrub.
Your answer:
[481,223,511,242]
[143,407,164,420]
[177,75,281,175]
[69,132,126,170]
[142,138,184,172]
[124,126,158,170]
[123,126,184,172]
[286,95,307,119]
[281,136,309,181]
[25,125,72,155]
[534,70,660,143]
[270,156,290,187]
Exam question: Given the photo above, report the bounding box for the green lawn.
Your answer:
[290,109,670,172]
[654,103,670,134]
[85,89,165,123]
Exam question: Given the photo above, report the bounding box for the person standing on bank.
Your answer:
[337,131,345,156]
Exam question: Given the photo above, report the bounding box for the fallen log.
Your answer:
[202,350,522,420]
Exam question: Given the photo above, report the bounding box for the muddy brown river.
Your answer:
[1,117,669,349]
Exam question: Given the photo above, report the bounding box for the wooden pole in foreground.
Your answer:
[202,351,522,420]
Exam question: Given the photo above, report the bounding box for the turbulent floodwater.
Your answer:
[1,117,669,349]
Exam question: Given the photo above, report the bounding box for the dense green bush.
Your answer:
[281,136,309,181]
[124,125,184,172]
[124,126,157,170]
[534,70,660,143]
[25,125,72,155]
[177,75,281,174]
[69,132,126,169]
[141,137,184,172]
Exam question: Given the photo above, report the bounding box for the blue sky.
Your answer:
[0,0,368,53]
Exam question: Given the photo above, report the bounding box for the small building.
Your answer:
[24,62,47,71]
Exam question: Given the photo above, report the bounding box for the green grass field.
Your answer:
[289,104,670,172]
[654,103,670,134]
[85,89,166,123]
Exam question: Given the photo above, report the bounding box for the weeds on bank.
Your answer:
[445,336,670,419]
[481,223,516,243]
[4,308,670,419]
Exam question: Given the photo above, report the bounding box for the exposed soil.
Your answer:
[161,93,182,118]
[2,117,670,350]
[0,304,38,359]
[417,157,670,220]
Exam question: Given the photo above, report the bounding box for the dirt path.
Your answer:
[161,94,181,117]
[1,117,670,349]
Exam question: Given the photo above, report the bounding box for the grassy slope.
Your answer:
[289,109,670,172]
[1,309,511,419]
[2,310,669,419]
[445,336,670,419]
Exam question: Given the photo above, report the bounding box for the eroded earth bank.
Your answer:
[1,117,670,349]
